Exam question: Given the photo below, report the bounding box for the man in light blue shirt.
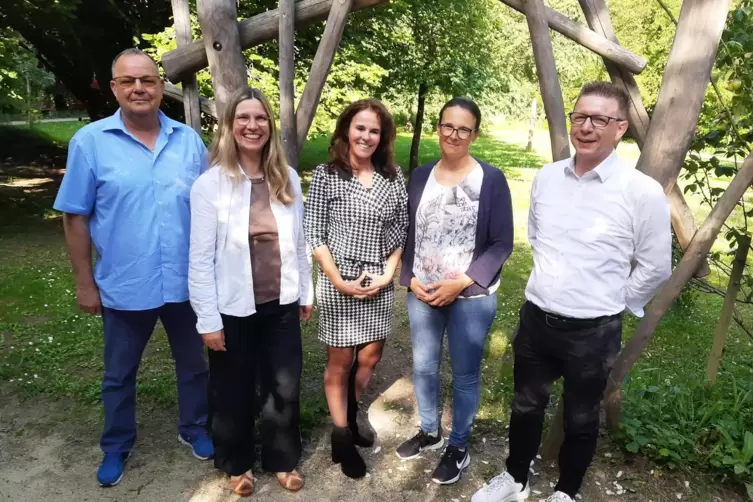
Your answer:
[53,48,212,487]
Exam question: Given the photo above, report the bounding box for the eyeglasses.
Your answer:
[112,75,161,90]
[438,123,477,140]
[568,112,625,128]
[235,114,269,127]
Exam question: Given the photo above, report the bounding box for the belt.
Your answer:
[528,301,621,330]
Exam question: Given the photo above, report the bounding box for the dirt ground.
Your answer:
[0,293,746,502]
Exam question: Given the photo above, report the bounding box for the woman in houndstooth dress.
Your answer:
[304,98,408,479]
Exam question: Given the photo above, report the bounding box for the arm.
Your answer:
[528,174,538,247]
[188,176,224,348]
[62,214,100,313]
[368,169,408,291]
[624,184,672,316]
[304,166,370,297]
[53,135,100,313]
[465,171,515,288]
[291,170,314,312]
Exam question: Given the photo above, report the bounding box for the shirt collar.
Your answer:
[102,108,174,136]
[565,150,619,182]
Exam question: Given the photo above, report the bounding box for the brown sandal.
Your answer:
[230,471,254,497]
[276,470,304,492]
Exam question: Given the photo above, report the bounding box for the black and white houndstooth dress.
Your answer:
[304,164,408,347]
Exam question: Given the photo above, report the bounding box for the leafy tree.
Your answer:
[0,29,55,119]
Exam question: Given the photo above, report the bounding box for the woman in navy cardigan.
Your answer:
[396,97,514,485]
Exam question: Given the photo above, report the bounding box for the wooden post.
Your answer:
[523,0,570,162]
[497,0,647,75]
[296,0,353,152]
[163,0,389,83]
[706,235,751,385]
[171,0,202,133]
[635,0,731,193]
[279,0,298,168]
[576,0,709,279]
[526,98,537,152]
[197,0,248,119]
[604,151,753,428]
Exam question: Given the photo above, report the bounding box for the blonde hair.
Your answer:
[209,87,294,205]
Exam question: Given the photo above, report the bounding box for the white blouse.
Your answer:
[188,165,313,334]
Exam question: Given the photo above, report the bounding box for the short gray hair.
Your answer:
[111,48,159,78]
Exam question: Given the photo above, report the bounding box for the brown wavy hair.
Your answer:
[209,87,293,205]
[328,98,397,180]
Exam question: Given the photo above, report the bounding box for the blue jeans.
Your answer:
[100,301,209,453]
[407,292,497,448]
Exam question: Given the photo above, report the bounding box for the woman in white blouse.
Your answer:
[188,87,313,497]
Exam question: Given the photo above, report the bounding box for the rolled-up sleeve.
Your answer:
[53,135,96,215]
[304,165,329,250]
[292,170,314,306]
[188,175,223,334]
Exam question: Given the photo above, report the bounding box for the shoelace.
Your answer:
[486,472,516,490]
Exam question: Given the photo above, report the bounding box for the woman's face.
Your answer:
[437,106,478,159]
[347,108,381,164]
[232,99,270,156]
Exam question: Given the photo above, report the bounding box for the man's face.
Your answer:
[110,54,164,116]
[569,94,628,161]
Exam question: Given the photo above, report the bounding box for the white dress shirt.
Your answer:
[189,165,314,334]
[525,151,671,318]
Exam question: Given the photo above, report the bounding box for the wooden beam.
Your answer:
[498,0,647,75]
[524,0,570,162]
[279,0,298,168]
[296,0,353,152]
[163,0,389,83]
[605,150,753,428]
[170,0,202,133]
[706,234,750,385]
[635,0,731,192]
[164,82,217,119]
[576,0,709,278]
[197,0,248,119]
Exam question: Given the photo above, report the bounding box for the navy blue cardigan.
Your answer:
[399,159,514,297]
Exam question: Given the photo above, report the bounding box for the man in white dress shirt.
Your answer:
[472,82,672,502]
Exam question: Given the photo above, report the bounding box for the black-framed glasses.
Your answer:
[568,112,625,128]
[438,123,477,140]
[112,75,161,90]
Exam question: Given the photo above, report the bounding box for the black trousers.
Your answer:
[208,301,302,476]
[506,301,622,497]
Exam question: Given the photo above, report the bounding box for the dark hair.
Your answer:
[438,97,482,130]
[576,81,630,119]
[328,98,398,180]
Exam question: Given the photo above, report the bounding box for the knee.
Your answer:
[452,370,480,390]
[324,359,352,383]
[358,351,383,371]
[511,389,549,419]
[564,403,600,434]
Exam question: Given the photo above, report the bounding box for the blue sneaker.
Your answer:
[97,452,129,487]
[178,431,214,460]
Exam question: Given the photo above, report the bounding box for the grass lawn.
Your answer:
[1,120,752,489]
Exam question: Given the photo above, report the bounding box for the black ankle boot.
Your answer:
[331,426,367,478]
[348,362,375,448]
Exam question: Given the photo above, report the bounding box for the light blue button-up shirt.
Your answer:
[53,109,208,310]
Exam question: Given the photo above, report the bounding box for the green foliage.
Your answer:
[0,29,55,118]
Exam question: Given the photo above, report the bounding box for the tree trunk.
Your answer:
[26,74,32,126]
[163,0,388,83]
[706,234,751,385]
[604,150,753,429]
[171,0,202,133]
[526,98,537,152]
[524,0,570,163]
[279,0,298,168]
[296,0,353,153]
[497,0,647,74]
[197,0,248,119]
[635,0,731,193]
[409,81,428,173]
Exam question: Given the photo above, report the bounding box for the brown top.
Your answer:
[249,177,282,305]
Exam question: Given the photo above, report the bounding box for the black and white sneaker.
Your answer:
[396,428,444,460]
[431,445,470,485]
